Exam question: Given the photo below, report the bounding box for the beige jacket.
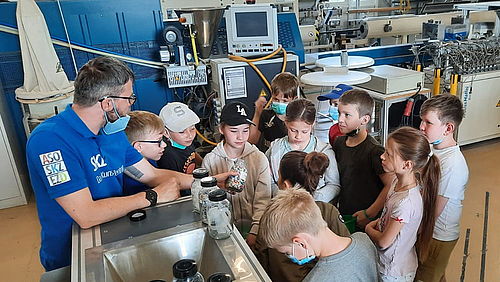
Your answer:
[202,142,272,235]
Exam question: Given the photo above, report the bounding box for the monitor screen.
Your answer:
[235,12,268,37]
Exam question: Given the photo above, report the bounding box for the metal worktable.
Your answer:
[71,197,270,282]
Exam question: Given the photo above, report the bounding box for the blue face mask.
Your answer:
[271,102,288,115]
[430,139,443,145]
[102,102,130,135]
[286,243,316,266]
[328,106,339,121]
[170,139,187,150]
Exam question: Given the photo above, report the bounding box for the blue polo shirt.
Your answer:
[26,104,143,271]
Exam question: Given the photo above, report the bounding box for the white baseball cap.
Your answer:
[159,102,200,132]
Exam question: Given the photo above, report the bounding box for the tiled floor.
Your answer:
[1,139,499,282]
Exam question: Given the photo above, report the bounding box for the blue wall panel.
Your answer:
[0,0,177,159]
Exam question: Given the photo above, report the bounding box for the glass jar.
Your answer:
[199,176,219,224]
[225,159,247,193]
[191,168,209,213]
[172,259,204,282]
[206,189,233,240]
[207,273,232,282]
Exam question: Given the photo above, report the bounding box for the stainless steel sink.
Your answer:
[80,221,270,281]
[100,226,232,281]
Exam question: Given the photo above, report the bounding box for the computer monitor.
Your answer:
[225,4,278,57]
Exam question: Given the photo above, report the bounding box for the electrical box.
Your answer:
[457,70,500,145]
[357,65,424,94]
[210,54,299,115]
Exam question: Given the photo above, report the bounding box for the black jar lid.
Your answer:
[201,176,217,187]
[193,168,209,179]
[172,259,198,279]
[208,189,227,202]
[207,272,233,282]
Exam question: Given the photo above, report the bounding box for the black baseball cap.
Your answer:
[220,102,256,126]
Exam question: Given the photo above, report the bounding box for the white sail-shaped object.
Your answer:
[14,0,74,101]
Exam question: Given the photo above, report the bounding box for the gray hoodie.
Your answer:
[202,142,272,235]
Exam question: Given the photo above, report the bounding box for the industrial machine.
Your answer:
[225,4,279,57]
[210,54,299,109]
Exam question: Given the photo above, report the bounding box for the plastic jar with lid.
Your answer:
[199,176,219,224]
[206,189,233,240]
[172,259,204,282]
[191,168,209,213]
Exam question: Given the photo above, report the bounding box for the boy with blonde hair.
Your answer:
[260,188,378,282]
[249,72,300,151]
[333,89,394,230]
[416,94,469,282]
[123,110,166,195]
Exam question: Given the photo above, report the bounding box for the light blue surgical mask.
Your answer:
[102,101,130,135]
[271,102,288,115]
[170,139,187,150]
[430,139,443,145]
[328,105,339,121]
[286,243,316,266]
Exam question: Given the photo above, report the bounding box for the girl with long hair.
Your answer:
[266,98,340,201]
[365,126,440,281]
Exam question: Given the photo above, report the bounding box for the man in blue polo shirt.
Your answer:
[26,57,231,271]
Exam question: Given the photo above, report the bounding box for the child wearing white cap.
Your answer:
[157,102,202,182]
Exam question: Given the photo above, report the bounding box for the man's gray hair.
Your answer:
[73,57,135,107]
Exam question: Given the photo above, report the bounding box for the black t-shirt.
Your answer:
[257,109,287,152]
[157,143,197,196]
[333,134,385,215]
[157,143,196,173]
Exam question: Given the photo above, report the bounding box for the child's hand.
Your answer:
[246,233,257,247]
[254,96,267,113]
[365,218,379,232]
[213,171,238,191]
[353,210,370,228]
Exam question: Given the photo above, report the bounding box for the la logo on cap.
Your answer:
[236,104,247,117]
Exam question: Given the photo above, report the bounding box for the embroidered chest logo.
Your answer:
[39,150,71,186]
[90,154,108,171]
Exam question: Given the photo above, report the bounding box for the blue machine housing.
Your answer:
[0,0,177,153]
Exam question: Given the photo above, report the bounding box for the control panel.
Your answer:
[165,65,208,88]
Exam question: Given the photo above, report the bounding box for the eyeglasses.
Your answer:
[134,135,168,147]
[99,94,137,105]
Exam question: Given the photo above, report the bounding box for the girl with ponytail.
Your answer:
[254,150,350,282]
[278,151,330,194]
[365,126,440,281]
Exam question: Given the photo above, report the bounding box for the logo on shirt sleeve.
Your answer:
[39,150,71,186]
